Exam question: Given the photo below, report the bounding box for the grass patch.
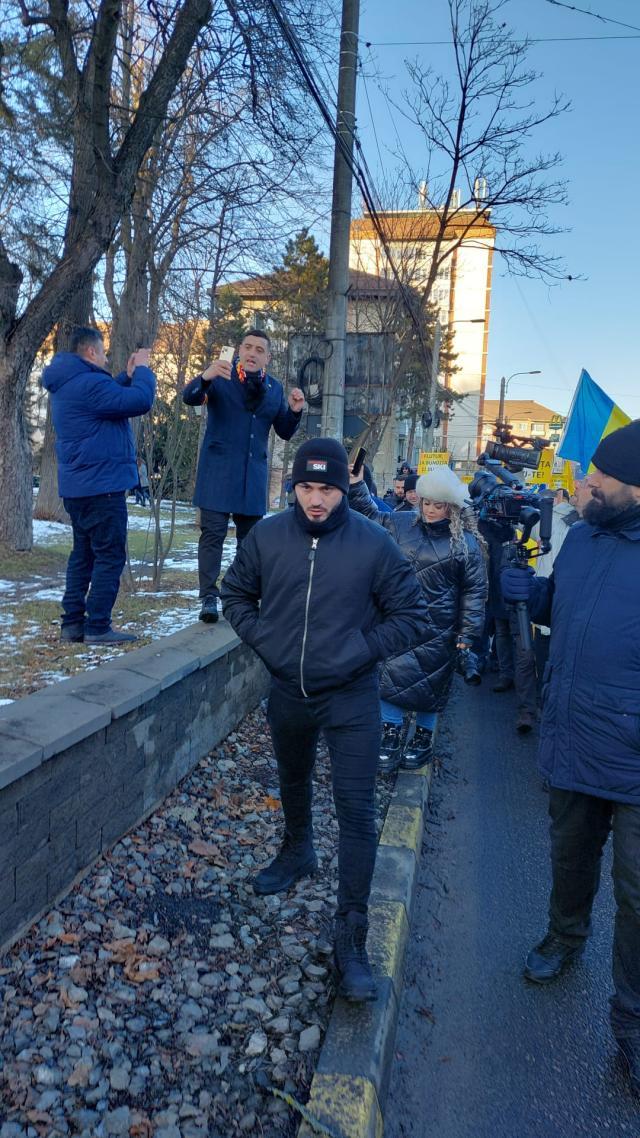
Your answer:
[1,503,205,701]
[1,589,200,702]
[0,546,69,580]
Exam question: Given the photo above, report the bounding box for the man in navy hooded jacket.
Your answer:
[42,326,155,645]
[182,329,304,623]
[502,419,640,1091]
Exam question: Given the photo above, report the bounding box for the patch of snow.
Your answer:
[29,589,63,602]
[33,519,72,542]
[0,698,14,705]
[161,557,199,573]
[0,580,15,593]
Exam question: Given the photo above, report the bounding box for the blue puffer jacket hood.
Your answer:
[41,351,98,393]
[41,351,156,498]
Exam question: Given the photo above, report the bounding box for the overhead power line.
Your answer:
[364,33,640,45]
[262,0,446,372]
[541,0,640,34]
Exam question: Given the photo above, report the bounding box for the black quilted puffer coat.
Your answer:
[349,482,487,711]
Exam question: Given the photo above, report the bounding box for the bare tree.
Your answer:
[23,0,334,525]
[352,0,570,455]
[0,0,214,550]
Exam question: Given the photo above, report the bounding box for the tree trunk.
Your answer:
[0,357,34,549]
[33,401,69,522]
[406,406,418,466]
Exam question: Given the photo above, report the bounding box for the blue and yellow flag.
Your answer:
[557,369,631,472]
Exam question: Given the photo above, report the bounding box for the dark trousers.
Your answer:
[267,677,382,917]
[533,628,550,700]
[494,613,537,715]
[198,509,262,600]
[62,492,127,635]
[548,788,640,1039]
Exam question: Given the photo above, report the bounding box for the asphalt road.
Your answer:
[384,681,640,1138]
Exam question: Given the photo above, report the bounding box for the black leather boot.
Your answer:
[523,933,584,983]
[253,836,317,895]
[378,724,403,775]
[333,912,377,1002]
[400,726,433,770]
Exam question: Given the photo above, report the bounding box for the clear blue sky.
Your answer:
[350,0,640,420]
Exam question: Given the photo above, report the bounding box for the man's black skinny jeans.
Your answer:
[266,675,381,917]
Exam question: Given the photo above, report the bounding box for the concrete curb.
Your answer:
[298,760,433,1138]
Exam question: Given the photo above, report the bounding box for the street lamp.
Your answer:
[497,370,542,425]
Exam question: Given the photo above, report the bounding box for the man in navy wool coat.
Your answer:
[42,326,155,645]
[182,329,304,622]
[502,419,640,1092]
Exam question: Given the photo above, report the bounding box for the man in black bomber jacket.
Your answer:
[221,438,429,1002]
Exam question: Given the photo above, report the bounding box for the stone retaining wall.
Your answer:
[0,624,268,952]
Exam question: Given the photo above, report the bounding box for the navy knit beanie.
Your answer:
[591,420,640,486]
[291,438,350,494]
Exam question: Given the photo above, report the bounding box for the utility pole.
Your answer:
[497,375,506,426]
[320,0,360,440]
[497,370,541,427]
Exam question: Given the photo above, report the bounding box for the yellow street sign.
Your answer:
[523,447,575,494]
[417,451,450,474]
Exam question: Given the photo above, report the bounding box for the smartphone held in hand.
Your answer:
[351,446,367,476]
[220,345,235,364]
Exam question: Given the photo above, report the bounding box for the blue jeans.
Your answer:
[380,699,437,732]
[62,493,128,635]
[267,676,381,917]
[548,788,640,1040]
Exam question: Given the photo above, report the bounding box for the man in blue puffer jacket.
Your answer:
[41,326,156,645]
[222,438,429,1004]
[501,419,640,1091]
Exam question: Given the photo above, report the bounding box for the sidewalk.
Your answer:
[0,706,394,1138]
[383,682,640,1137]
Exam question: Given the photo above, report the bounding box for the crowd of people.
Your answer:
[40,326,640,1090]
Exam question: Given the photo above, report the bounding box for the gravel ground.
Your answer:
[0,706,393,1138]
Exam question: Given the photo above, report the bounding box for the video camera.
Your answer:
[483,422,549,472]
[469,440,555,651]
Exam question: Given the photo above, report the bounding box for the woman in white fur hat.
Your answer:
[349,463,487,773]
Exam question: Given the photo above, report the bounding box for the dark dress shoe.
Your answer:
[524,933,584,983]
[493,677,514,692]
[84,629,137,644]
[60,624,84,643]
[253,839,317,895]
[199,597,220,623]
[617,1037,640,1094]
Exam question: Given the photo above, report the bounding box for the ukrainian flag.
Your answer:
[557,369,631,472]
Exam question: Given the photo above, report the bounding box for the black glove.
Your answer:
[500,565,535,603]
